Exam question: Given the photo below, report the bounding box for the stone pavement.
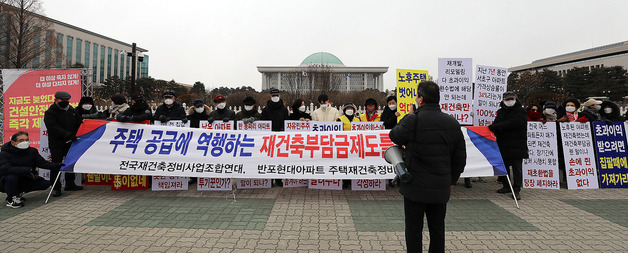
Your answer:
[1,177,627,252]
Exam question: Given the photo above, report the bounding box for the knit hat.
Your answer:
[214,95,226,103]
[503,91,516,100]
[79,96,94,105]
[386,96,396,103]
[270,88,280,95]
[343,102,356,111]
[131,94,144,102]
[193,99,204,107]
[111,94,126,105]
[543,101,557,109]
[243,96,256,105]
[365,98,377,107]
[162,90,176,98]
[54,91,71,100]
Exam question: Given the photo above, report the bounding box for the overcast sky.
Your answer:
[43,0,627,92]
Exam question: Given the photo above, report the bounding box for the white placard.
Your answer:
[560,122,599,189]
[473,65,508,126]
[237,121,272,131]
[308,179,342,190]
[284,120,311,132]
[351,179,386,191]
[310,121,343,132]
[522,122,560,189]
[237,179,272,189]
[283,179,309,188]
[154,120,190,128]
[197,177,232,191]
[199,121,234,130]
[151,176,188,191]
[438,58,473,125]
[351,122,384,131]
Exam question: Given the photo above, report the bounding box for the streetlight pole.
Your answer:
[128,43,137,96]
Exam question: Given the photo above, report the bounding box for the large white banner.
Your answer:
[560,122,599,189]
[438,58,473,125]
[473,65,508,126]
[523,122,560,189]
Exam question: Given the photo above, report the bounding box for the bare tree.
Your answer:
[0,0,62,68]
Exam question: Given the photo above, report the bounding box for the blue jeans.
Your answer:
[3,175,51,201]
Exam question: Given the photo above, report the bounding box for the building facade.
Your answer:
[257,52,388,91]
[509,41,628,76]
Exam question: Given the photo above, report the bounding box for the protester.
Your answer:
[311,94,341,121]
[541,101,558,122]
[337,102,360,131]
[43,91,83,197]
[153,90,187,123]
[187,99,211,128]
[526,103,543,122]
[77,97,104,119]
[557,98,587,123]
[0,131,61,208]
[261,88,289,132]
[359,98,381,122]
[579,98,603,122]
[381,96,400,129]
[117,95,153,123]
[235,96,262,121]
[389,81,466,252]
[489,91,528,200]
[288,99,311,121]
[107,93,129,120]
[208,95,235,123]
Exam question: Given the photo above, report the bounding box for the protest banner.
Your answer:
[2,69,82,149]
[472,65,508,126]
[310,121,343,131]
[351,179,386,191]
[592,122,628,188]
[396,69,428,122]
[283,179,309,188]
[199,121,234,130]
[197,178,232,191]
[152,176,188,191]
[237,179,272,189]
[237,121,272,131]
[154,120,190,128]
[309,179,342,190]
[351,122,384,131]
[523,122,560,189]
[112,174,149,191]
[438,58,473,125]
[560,122,599,189]
[284,120,311,132]
[85,174,112,185]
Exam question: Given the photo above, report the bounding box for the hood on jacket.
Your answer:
[599,100,620,119]
[187,104,211,116]
[499,99,523,110]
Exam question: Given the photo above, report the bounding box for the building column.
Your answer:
[346,73,350,91]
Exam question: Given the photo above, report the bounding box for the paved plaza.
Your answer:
[1,177,627,252]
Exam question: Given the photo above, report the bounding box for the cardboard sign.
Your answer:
[351,122,384,131]
[593,122,628,188]
[85,174,112,185]
[560,122,599,189]
[523,122,560,189]
[112,175,149,191]
[284,120,311,132]
[237,179,272,189]
[438,58,473,125]
[197,177,232,191]
[472,65,508,126]
[151,176,188,191]
[237,120,272,131]
[396,69,428,122]
[154,120,190,128]
[199,121,234,130]
[283,179,309,188]
[308,179,342,190]
[351,179,386,191]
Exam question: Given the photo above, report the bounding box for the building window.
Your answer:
[84,41,90,68]
[93,43,98,82]
[120,53,125,79]
[66,36,73,66]
[107,47,112,79]
[75,39,82,65]
[31,28,40,68]
[126,56,130,79]
[56,33,63,68]
[114,49,119,77]
[100,45,105,83]
[140,55,149,78]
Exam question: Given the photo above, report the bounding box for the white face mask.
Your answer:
[82,104,93,110]
[16,141,29,149]
[217,103,226,109]
[164,99,174,105]
[320,103,328,108]
[271,96,280,103]
[299,105,306,112]
[566,106,576,113]
[594,105,602,110]
[544,108,555,115]
[244,105,254,111]
[504,100,516,107]
[345,110,354,116]
[604,108,612,114]
[195,107,204,113]
[388,104,397,110]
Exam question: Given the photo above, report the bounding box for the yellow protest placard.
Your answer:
[396,69,428,122]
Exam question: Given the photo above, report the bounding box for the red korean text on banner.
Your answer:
[111,175,149,191]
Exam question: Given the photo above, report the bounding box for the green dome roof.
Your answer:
[300,52,344,66]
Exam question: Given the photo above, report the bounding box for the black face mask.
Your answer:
[57,101,70,108]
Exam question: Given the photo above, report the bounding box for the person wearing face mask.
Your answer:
[541,101,558,122]
[337,102,360,131]
[187,99,212,128]
[261,88,289,132]
[557,98,588,123]
[488,91,528,201]
[381,96,400,129]
[0,131,62,208]
[235,96,262,122]
[107,93,129,120]
[77,96,104,119]
[599,100,624,122]
[579,98,603,122]
[311,94,341,121]
[43,91,83,197]
[154,90,187,123]
[288,99,311,121]
[526,104,543,122]
[117,95,153,123]
[208,95,236,123]
[359,98,381,122]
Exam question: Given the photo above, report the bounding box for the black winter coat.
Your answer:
[579,107,602,122]
[235,107,262,121]
[186,105,211,128]
[381,106,398,129]
[488,100,529,160]
[208,108,236,121]
[389,104,466,204]
[599,101,623,122]
[119,101,153,122]
[0,142,59,177]
[43,103,82,149]
[288,111,311,121]
[77,106,103,119]
[261,100,289,131]
[154,102,187,121]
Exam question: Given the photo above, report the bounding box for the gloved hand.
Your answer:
[576,117,588,123]
[69,135,77,142]
[57,163,66,169]
[117,115,130,122]
[207,117,215,124]
[181,118,189,124]
[130,116,141,122]
[106,117,113,121]
[158,115,169,122]
[223,117,230,123]
[247,117,256,123]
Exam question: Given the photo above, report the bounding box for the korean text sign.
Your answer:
[592,122,628,188]
[438,58,473,125]
[472,65,507,126]
[2,69,81,149]
[523,122,560,189]
[396,69,428,122]
[560,122,599,189]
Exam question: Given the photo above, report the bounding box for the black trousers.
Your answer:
[49,144,77,190]
[404,197,447,253]
[3,175,51,201]
[499,158,523,192]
